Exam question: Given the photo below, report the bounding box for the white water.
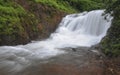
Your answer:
[0,10,112,72]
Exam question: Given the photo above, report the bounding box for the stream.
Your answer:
[0,10,112,75]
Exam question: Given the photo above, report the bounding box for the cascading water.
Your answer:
[0,10,112,72]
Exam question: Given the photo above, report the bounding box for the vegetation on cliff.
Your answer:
[101,0,120,57]
[34,0,105,12]
[61,0,104,11]
[0,0,67,45]
[0,0,39,45]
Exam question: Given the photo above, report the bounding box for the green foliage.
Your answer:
[0,1,25,35]
[59,0,105,11]
[31,0,105,13]
[0,0,39,45]
[101,0,120,57]
[34,0,77,13]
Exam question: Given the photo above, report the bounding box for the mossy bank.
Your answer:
[0,0,67,45]
[101,0,120,57]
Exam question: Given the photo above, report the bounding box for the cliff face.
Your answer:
[0,0,66,45]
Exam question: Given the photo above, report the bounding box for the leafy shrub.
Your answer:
[0,0,39,45]
[101,0,120,57]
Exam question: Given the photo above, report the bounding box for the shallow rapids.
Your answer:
[0,10,112,72]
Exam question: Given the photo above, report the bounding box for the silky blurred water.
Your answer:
[0,10,112,72]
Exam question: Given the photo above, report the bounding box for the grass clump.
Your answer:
[59,0,105,11]
[0,1,25,35]
[34,0,77,13]
[0,0,39,45]
[28,0,105,13]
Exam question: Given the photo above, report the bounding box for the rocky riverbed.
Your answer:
[0,47,103,75]
[1,47,119,75]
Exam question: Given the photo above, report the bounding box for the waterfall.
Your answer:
[0,10,112,72]
[49,10,112,47]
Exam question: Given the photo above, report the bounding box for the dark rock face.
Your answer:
[0,35,30,46]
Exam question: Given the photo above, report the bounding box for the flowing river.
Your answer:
[0,10,112,73]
